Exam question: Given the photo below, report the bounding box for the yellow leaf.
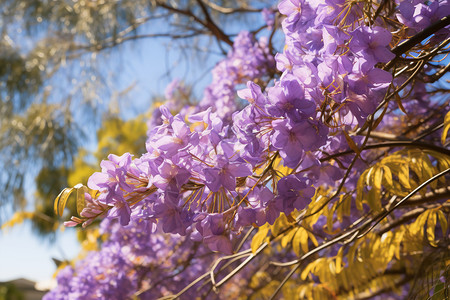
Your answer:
[1,211,34,230]
[393,229,405,260]
[292,227,309,256]
[436,210,448,237]
[340,268,350,291]
[366,167,374,186]
[395,92,407,114]
[301,260,319,280]
[300,228,309,253]
[355,174,365,211]
[426,211,438,247]
[399,164,411,189]
[325,201,337,233]
[307,231,319,247]
[441,110,450,145]
[54,187,75,217]
[419,152,437,189]
[342,193,352,217]
[280,228,296,248]
[366,188,377,211]
[381,165,393,189]
[409,210,430,248]
[343,130,361,157]
[75,184,88,215]
[251,224,270,253]
[291,228,301,256]
[271,213,291,237]
[371,167,382,211]
[424,150,450,184]
[335,247,344,274]
[382,231,396,264]
[270,155,294,177]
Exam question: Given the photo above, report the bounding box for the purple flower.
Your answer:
[267,75,317,118]
[108,194,132,226]
[349,26,395,65]
[397,0,449,33]
[88,154,133,192]
[237,81,267,108]
[271,118,328,168]
[154,115,192,156]
[203,142,252,192]
[348,63,393,95]
[278,0,315,30]
[275,175,315,215]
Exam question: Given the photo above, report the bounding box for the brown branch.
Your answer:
[195,0,233,46]
[384,16,450,70]
[426,62,450,83]
[155,1,233,47]
[320,141,450,163]
[201,0,261,14]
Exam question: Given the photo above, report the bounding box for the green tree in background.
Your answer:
[3,112,149,235]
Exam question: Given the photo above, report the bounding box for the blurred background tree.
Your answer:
[0,0,275,235]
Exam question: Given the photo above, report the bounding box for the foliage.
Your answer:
[2,113,148,236]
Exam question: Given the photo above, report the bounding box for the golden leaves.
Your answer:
[356,149,450,211]
[406,207,448,248]
[75,183,88,215]
[251,223,270,253]
[54,183,88,217]
[54,187,75,217]
[441,110,450,145]
[1,211,35,230]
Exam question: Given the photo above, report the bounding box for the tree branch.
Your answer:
[384,16,450,70]
[321,141,450,163]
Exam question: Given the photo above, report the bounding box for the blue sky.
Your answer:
[0,225,81,283]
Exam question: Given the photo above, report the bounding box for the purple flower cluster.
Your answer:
[47,0,449,298]
[45,218,221,299]
[63,0,406,255]
[396,0,450,34]
[276,0,396,127]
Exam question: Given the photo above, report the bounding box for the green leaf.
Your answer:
[431,282,445,300]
